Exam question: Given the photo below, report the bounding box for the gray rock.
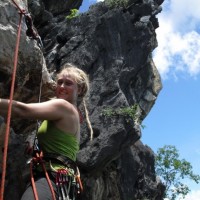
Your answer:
[0,0,165,199]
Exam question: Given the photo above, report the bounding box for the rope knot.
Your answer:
[18,9,26,15]
[32,151,44,164]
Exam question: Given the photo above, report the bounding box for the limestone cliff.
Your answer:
[0,0,165,199]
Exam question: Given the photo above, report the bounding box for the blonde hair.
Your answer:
[57,63,93,140]
[57,63,89,98]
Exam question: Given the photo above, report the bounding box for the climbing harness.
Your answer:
[28,150,83,200]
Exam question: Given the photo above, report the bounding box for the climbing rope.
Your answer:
[0,2,83,200]
[0,3,25,200]
[0,1,44,199]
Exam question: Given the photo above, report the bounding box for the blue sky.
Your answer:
[141,0,200,199]
[80,0,200,199]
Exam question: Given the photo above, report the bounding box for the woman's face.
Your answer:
[55,73,79,104]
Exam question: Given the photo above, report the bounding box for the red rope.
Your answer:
[30,161,39,200]
[0,1,55,199]
[0,1,42,200]
[0,9,24,200]
[76,167,83,194]
[11,0,25,13]
[41,162,56,200]
[30,152,56,200]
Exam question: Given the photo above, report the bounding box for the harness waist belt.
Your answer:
[43,152,77,173]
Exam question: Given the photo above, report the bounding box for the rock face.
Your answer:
[0,0,165,199]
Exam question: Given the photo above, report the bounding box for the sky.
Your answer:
[80,0,200,199]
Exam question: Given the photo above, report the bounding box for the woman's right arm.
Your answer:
[0,98,35,118]
[0,99,13,117]
[0,98,73,121]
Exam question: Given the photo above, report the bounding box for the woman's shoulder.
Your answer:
[48,98,73,109]
[49,99,79,118]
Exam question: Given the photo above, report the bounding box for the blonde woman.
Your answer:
[0,63,91,200]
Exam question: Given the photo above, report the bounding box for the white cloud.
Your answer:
[163,0,200,31]
[164,190,200,200]
[180,190,200,200]
[88,0,104,5]
[92,0,104,2]
[171,0,200,29]
[154,0,200,79]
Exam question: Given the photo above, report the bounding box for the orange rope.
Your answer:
[30,152,56,200]
[76,167,83,193]
[0,7,25,200]
[30,161,39,200]
[0,1,45,200]
[0,1,75,199]
[11,0,25,13]
[41,162,56,200]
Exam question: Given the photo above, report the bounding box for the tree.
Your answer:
[155,145,200,200]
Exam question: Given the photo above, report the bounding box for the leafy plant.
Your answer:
[102,104,142,125]
[66,9,79,20]
[155,145,200,200]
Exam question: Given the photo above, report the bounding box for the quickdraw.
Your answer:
[54,166,83,200]
[24,13,43,49]
[56,169,76,200]
[11,0,43,49]
[43,152,83,198]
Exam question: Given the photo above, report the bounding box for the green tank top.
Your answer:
[37,120,79,162]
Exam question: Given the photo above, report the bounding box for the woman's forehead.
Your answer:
[57,73,77,82]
